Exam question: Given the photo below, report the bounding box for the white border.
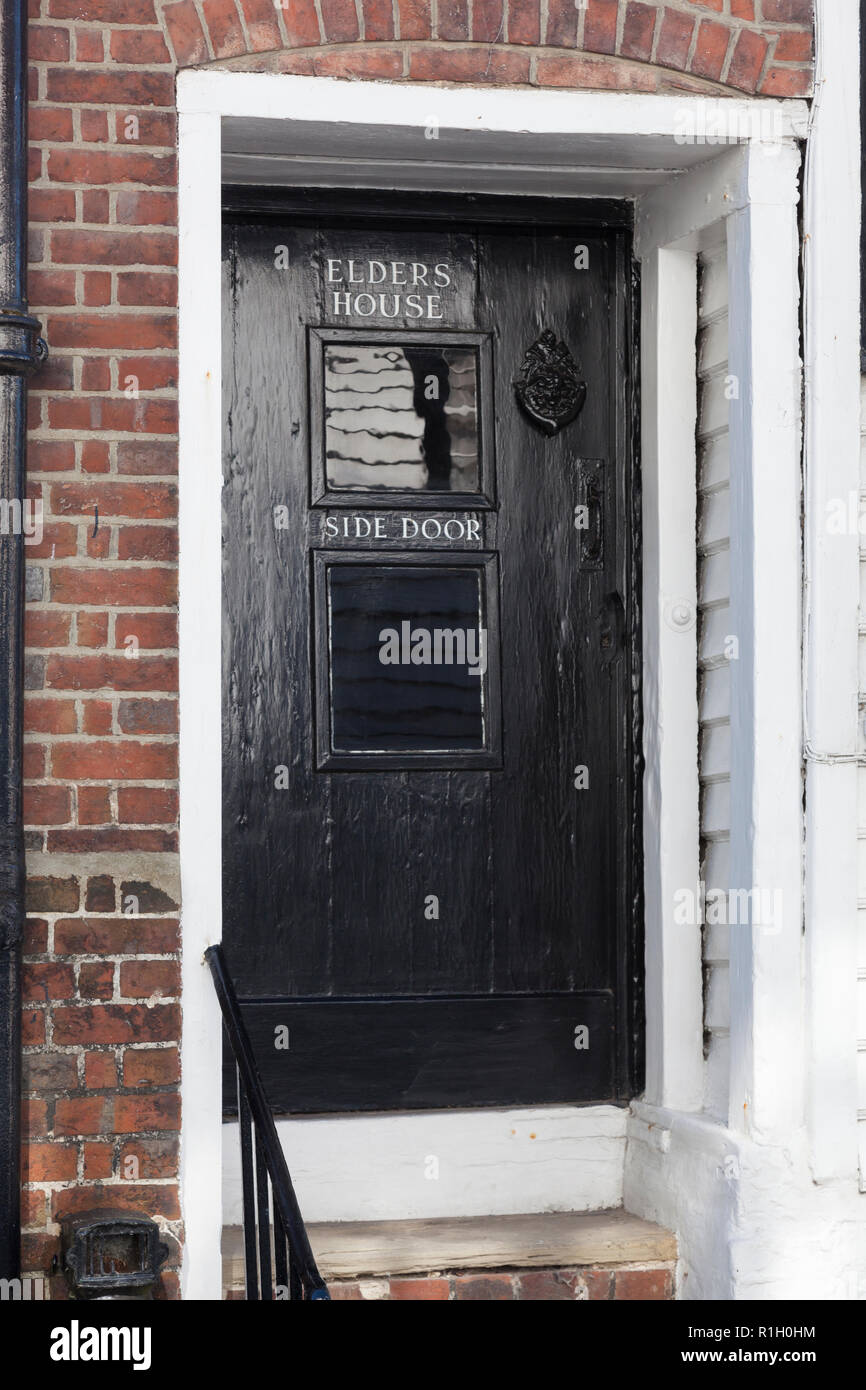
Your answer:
[178,71,808,139]
[177,73,812,1297]
[177,109,224,1301]
[802,0,862,1185]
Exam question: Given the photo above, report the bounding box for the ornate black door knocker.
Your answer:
[513,328,586,436]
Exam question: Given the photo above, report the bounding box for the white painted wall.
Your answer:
[857,379,866,1188]
[627,0,866,1300]
[629,1102,866,1300]
[801,0,861,1191]
[696,243,732,1122]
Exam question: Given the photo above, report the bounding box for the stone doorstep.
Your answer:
[222,1208,677,1299]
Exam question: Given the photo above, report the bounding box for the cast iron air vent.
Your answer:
[61,1209,168,1300]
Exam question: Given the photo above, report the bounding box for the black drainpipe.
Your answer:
[0,0,46,1280]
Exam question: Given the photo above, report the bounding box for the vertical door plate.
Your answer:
[577,457,605,572]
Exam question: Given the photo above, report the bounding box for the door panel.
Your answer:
[221,193,641,1113]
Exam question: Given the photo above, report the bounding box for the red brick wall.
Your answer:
[256,1264,676,1300]
[160,0,815,95]
[22,0,814,1298]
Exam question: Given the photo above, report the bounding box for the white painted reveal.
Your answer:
[696,244,732,1122]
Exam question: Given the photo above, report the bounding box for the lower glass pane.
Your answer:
[327,564,487,753]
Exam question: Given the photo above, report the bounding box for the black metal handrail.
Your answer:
[205,945,330,1301]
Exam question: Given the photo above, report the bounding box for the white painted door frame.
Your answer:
[176,70,810,1298]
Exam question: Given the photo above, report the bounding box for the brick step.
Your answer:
[222,1208,677,1301]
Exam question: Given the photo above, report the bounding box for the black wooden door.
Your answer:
[222,191,641,1115]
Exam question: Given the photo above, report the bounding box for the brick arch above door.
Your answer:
[158,0,814,97]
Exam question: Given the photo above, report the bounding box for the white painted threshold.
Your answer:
[223,1106,628,1225]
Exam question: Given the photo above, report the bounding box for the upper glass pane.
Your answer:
[324,343,479,493]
